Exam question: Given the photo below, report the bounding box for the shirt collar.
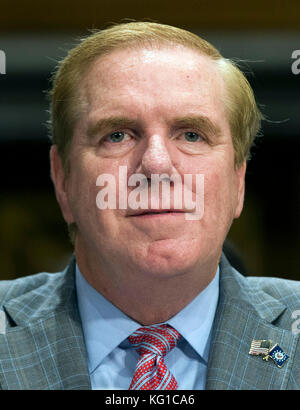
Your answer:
[76,265,219,373]
[75,267,140,373]
[167,268,219,363]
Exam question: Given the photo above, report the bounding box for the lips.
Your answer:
[127,209,187,217]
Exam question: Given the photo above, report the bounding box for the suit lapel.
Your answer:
[0,259,91,390]
[206,255,298,390]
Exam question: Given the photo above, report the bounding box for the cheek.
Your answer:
[66,157,101,221]
[202,166,239,223]
[66,153,131,226]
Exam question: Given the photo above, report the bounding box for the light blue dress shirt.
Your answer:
[76,265,219,390]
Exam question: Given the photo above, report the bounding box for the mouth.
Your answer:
[127,209,187,217]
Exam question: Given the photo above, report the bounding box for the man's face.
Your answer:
[52,46,246,279]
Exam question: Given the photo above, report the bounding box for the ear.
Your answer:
[50,145,75,224]
[234,160,247,219]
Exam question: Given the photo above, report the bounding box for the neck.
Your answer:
[75,241,220,325]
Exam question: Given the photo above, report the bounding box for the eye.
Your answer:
[107,131,126,143]
[98,130,136,157]
[184,131,203,142]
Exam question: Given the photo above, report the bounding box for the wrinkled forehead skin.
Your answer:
[75,45,230,141]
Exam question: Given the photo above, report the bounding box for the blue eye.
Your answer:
[184,132,201,142]
[108,132,125,143]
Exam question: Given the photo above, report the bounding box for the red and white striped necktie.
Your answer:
[128,324,181,390]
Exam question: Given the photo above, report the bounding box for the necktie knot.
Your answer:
[128,324,181,358]
[128,324,181,390]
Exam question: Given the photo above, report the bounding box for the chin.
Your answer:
[139,259,191,279]
[136,240,205,278]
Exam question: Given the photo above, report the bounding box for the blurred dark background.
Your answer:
[0,0,299,280]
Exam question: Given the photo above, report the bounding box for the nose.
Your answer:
[139,134,174,177]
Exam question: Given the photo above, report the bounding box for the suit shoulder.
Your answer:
[246,275,300,308]
[0,271,64,307]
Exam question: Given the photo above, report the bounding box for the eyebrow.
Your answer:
[172,115,222,138]
[87,116,138,139]
[86,114,222,140]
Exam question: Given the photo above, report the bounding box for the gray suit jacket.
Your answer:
[0,254,299,389]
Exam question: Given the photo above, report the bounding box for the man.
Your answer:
[0,22,299,390]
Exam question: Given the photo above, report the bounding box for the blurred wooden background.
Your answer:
[1,0,300,32]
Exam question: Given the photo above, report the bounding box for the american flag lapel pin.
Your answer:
[249,339,289,368]
[249,339,272,360]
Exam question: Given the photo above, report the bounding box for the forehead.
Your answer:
[80,45,227,122]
